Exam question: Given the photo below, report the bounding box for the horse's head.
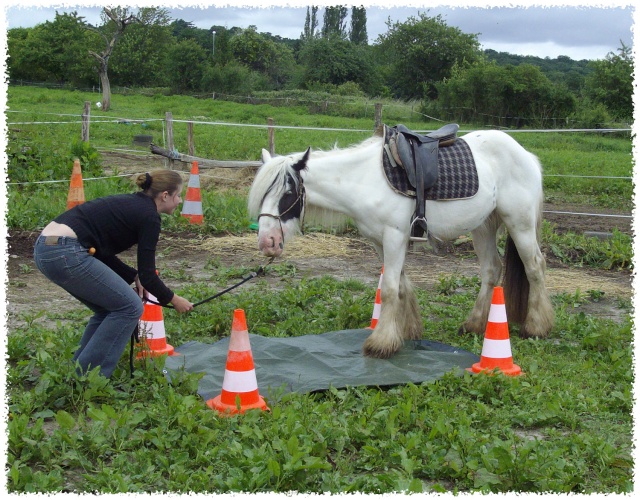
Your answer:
[248,147,310,257]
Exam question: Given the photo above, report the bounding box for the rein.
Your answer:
[143,259,274,309]
[129,258,273,378]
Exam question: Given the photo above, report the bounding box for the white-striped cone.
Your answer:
[368,266,383,329]
[468,286,522,376]
[181,161,203,224]
[207,309,268,415]
[137,292,175,358]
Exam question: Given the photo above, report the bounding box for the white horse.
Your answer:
[248,128,554,358]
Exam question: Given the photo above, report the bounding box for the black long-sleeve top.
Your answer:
[54,192,174,305]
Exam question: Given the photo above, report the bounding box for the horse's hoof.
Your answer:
[362,338,401,359]
[458,324,483,336]
[518,325,548,339]
[406,328,423,341]
[362,344,396,359]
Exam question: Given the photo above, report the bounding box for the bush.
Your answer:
[202,62,271,96]
[570,99,612,129]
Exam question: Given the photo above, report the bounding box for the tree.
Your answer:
[88,7,139,111]
[227,26,296,89]
[298,37,381,95]
[7,12,98,86]
[165,39,208,93]
[110,8,173,88]
[376,12,481,99]
[349,6,367,45]
[584,44,633,120]
[229,26,276,73]
[321,6,348,40]
[302,6,319,42]
[434,59,575,127]
[209,26,238,66]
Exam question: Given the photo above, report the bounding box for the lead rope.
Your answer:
[129,258,274,378]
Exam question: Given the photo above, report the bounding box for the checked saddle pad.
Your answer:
[382,135,479,201]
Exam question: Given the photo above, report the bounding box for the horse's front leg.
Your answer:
[363,231,422,358]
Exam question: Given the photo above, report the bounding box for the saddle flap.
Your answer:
[395,132,416,187]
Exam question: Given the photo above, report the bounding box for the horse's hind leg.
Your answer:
[503,219,554,339]
[459,213,503,335]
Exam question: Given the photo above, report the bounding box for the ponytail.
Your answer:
[135,170,183,197]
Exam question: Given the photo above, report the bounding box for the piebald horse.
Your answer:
[248,128,554,358]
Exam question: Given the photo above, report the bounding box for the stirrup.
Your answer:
[410,215,428,236]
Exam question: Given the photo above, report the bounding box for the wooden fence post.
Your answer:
[374,103,383,131]
[82,101,91,142]
[268,117,275,156]
[165,111,174,168]
[187,121,194,156]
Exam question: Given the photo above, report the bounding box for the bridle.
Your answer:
[256,179,306,243]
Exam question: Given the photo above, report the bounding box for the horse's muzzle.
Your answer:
[258,229,284,257]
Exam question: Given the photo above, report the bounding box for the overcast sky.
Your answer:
[2,1,635,61]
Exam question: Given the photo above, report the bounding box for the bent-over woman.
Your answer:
[33,169,193,378]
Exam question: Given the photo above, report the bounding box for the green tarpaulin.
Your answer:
[164,329,480,401]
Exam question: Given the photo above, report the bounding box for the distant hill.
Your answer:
[484,49,593,76]
[484,49,594,91]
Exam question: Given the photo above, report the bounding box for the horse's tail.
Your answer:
[503,233,529,324]
[503,195,543,324]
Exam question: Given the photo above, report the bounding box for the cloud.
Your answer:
[4,3,634,60]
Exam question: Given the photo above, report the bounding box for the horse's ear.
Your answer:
[292,147,311,172]
[261,149,271,163]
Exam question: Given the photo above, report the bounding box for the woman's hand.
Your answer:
[170,294,194,313]
[134,275,148,300]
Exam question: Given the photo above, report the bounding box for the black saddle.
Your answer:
[384,123,459,237]
[395,123,459,144]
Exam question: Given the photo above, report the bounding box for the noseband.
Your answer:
[257,183,306,245]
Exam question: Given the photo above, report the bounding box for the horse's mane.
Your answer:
[248,135,382,231]
[309,135,381,159]
[247,154,299,219]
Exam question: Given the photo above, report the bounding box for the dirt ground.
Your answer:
[4,151,634,330]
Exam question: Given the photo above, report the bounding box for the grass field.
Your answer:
[4,86,634,494]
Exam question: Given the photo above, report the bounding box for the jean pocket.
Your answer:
[35,252,73,286]
[35,248,84,286]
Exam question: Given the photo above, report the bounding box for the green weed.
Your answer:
[6,270,633,494]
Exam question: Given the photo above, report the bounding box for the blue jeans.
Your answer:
[33,235,144,378]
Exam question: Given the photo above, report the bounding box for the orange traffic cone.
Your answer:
[368,266,384,329]
[181,161,203,224]
[66,159,85,210]
[207,309,268,415]
[137,291,176,358]
[468,286,522,376]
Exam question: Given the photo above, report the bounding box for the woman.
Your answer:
[33,169,194,378]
